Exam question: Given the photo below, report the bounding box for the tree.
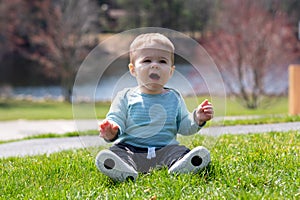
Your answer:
[201,0,299,109]
[182,0,216,38]
[8,0,100,102]
[0,0,19,61]
[114,0,216,36]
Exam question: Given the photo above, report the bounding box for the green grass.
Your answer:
[221,114,300,126]
[1,131,299,199]
[186,96,300,126]
[0,96,289,118]
[184,95,288,116]
[1,96,298,199]
[224,96,288,116]
[1,96,299,126]
[0,99,72,120]
[0,99,110,120]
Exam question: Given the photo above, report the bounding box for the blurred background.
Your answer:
[0,0,299,109]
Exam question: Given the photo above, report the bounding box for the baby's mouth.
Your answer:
[149,73,160,80]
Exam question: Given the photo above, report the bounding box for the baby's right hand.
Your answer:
[98,120,119,141]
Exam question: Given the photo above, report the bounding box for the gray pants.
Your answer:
[110,143,190,173]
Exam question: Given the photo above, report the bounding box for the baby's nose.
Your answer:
[150,63,159,69]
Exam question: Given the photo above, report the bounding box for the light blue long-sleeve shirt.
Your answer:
[106,87,204,148]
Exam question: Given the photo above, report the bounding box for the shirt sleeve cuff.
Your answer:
[193,110,207,128]
[104,129,120,143]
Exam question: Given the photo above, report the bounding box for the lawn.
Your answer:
[0,96,296,123]
[0,97,299,199]
[0,99,110,120]
[1,131,299,199]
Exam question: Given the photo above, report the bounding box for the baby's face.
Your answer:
[129,48,175,94]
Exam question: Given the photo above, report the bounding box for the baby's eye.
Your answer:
[143,59,151,63]
[160,60,167,64]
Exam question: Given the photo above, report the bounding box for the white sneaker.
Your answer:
[168,146,211,174]
[95,150,138,182]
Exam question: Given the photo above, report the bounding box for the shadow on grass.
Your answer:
[100,163,218,187]
[197,162,219,182]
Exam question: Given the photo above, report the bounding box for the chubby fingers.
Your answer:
[200,99,210,107]
[203,106,214,116]
[99,120,109,136]
[98,120,119,139]
[200,99,212,110]
[199,99,214,117]
[99,120,109,130]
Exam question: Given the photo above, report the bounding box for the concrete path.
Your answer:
[0,119,98,141]
[200,122,300,136]
[0,120,299,159]
[0,136,105,158]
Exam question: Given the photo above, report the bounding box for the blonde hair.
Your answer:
[129,33,175,65]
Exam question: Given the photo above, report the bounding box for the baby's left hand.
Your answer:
[195,99,214,126]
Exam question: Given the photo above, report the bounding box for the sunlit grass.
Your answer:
[0,96,289,120]
[0,96,297,126]
[184,95,288,116]
[0,99,110,120]
[1,131,299,199]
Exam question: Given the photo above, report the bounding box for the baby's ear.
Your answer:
[170,65,176,76]
[128,63,136,76]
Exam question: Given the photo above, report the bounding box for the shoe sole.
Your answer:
[95,150,138,182]
[168,146,211,174]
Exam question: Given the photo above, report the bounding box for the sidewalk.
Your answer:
[0,119,299,158]
[0,136,105,158]
[0,119,98,141]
